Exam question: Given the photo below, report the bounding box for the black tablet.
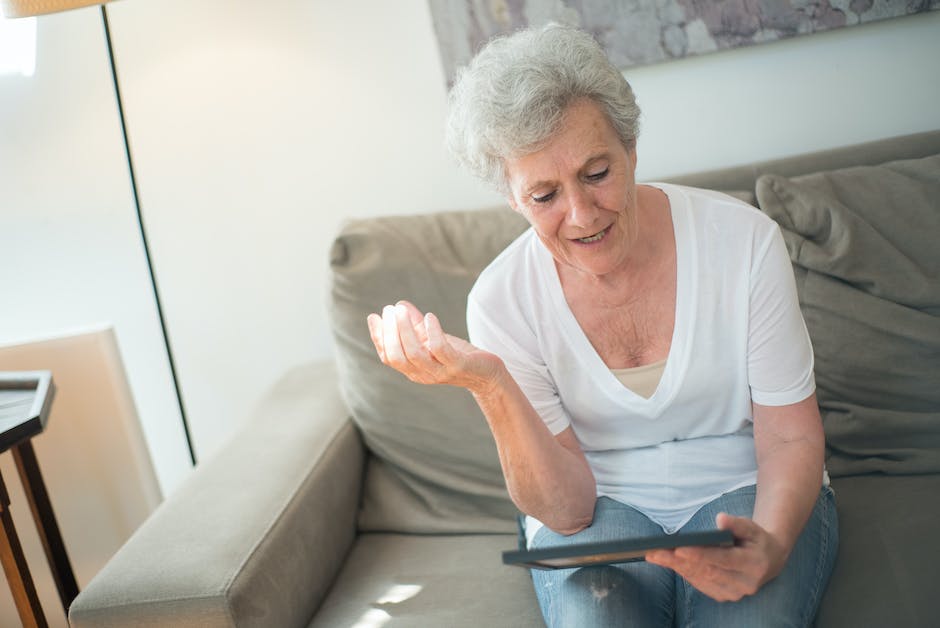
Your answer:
[502,529,735,570]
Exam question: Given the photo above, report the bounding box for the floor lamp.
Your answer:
[1,0,199,467]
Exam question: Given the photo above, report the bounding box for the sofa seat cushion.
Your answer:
[309,533,543,628]
[816,474,940,628]
[756,154,940,476]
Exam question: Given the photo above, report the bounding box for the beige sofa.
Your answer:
[69,130,940,627]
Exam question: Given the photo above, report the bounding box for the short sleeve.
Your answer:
[467,291,572,435]
[747,225,816,406]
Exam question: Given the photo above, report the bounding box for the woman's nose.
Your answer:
[566,185,598,228]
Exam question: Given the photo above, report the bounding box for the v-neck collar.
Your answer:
[538,183,697,413]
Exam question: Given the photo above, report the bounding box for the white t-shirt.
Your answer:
[466,183,818,541]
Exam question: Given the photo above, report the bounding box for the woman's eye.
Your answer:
[532,190,556,204]
[586,167,609,181]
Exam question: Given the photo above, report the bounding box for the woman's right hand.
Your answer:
[367,300,505,395]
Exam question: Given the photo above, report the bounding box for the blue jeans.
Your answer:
[530,485,838,627]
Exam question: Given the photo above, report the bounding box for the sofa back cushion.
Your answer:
[329,207,529,533]
[756,154,940,476]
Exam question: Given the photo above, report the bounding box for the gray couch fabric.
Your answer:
[817,474,940,627]
[308,533,542,627]
[757,155,940,475]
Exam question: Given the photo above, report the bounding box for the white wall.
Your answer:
[0,7,193,497]
[3,1,940,493]
[103,0,501,465]
[626,11,940,179]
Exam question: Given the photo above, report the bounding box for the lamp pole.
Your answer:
[101,4,198,467]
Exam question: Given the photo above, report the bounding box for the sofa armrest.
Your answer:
[69,361,365,628]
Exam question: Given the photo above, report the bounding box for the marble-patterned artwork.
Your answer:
[429,0,939,84]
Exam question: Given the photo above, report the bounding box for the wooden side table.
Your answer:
[0,371,79,628]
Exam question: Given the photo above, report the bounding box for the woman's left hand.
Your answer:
[645,513,789,602]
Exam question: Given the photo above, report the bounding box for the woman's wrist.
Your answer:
[468,359,510,399]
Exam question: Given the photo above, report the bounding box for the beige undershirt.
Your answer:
[610,359,667,399]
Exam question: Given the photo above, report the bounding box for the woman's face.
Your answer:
[504,99,639,280]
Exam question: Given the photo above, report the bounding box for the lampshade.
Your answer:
[1,0,116,18]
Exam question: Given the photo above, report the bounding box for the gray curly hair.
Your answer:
[445,23,641,193]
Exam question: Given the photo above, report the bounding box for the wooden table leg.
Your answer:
[12,441,79,614]
[0,470,48,628]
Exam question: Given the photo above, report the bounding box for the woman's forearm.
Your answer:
[472,363,597,535]
[753,396,826,558]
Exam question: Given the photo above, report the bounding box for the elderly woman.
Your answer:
[367,23,837,627]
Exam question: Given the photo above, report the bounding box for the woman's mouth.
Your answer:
[576,226,609,243]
